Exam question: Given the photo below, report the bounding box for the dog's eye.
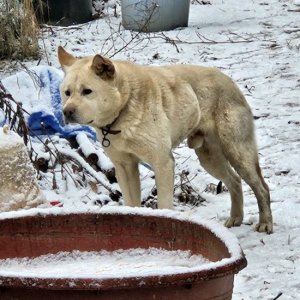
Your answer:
[65,90,71,97]
[82,89,92,96]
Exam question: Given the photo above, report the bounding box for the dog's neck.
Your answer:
[98,62,142,147]
[99,113,122,147]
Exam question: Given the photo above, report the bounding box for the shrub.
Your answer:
[0,0,41,60]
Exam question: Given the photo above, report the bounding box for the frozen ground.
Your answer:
[0,0,300,299]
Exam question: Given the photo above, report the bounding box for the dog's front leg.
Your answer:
[113,159,141,207]
[152,152,175,209]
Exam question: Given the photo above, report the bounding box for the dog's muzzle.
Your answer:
[63,106,77,123]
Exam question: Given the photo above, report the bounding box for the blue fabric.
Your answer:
[10,67,96,141]
[27,111,96,140]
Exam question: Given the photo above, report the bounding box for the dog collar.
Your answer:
[100,117,121,147]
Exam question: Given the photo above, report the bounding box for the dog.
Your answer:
[58,46,273,233]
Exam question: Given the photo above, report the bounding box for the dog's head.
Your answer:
[58,46,123,128]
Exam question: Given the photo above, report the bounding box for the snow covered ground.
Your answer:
[1,0,300,299]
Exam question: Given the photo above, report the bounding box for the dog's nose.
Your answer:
[63,106,76,121]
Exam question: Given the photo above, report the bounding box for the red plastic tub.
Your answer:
[0,207,247,299]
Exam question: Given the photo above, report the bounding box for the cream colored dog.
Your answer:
[58,46,273,233]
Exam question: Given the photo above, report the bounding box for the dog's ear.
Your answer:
[58,46,76,70]
[91,55,115,80]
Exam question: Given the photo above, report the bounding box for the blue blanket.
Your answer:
[1,66,96,141]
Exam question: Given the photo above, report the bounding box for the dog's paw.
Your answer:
[224,216,243,228]
[255,222,273,234]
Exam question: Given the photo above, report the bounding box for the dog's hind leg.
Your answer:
[216,104,273,233]
[195,142,244,227]
[221,142,272,233]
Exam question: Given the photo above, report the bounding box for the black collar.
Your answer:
[100,116,121,147]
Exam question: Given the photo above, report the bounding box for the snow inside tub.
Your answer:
[0,206,247,300]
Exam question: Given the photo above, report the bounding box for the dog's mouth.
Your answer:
[64,116,76,124]
[64,118,94,126]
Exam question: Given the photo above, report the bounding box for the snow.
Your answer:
[0,127,23,150]
[76,132,97,157]
[1,66,63,116]
[0,248,210,279]
[0,0,300,299]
